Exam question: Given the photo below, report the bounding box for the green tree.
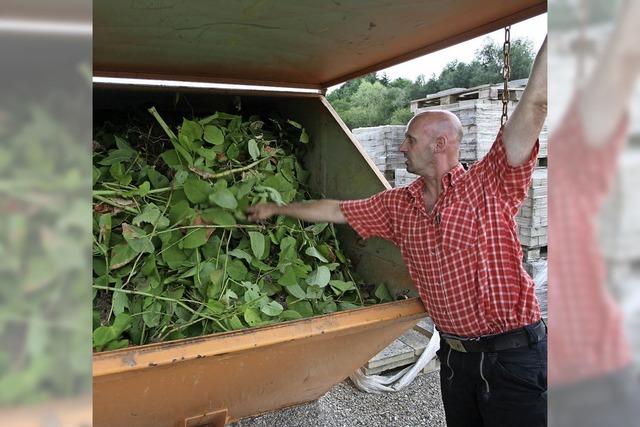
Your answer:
[328,37,535,129]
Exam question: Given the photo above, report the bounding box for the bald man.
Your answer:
[248,39,547,427]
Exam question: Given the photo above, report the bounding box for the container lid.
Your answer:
[94,0,545,90]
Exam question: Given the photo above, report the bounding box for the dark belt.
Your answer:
[440,320,546,353]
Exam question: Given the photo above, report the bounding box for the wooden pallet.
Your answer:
[363,317,437,375]
[522,245,547,262]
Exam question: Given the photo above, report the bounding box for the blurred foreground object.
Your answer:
[548,0,640,425]
[0,1,92,426]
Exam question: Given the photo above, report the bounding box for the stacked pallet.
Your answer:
[352,125,406,186]
[516,167,548,257]
[364,316,439,375]
[394,168,420,187]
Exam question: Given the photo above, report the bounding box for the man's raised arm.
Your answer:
[503,36,548,167]
[246,200,347,224]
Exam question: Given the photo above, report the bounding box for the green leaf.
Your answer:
[329,280,355,295]
[105,339,130,351]
[147,168,170,188]
[160,150,182,168]
[287,120,302,129]
[248,139,260,160]
[203,125,224,145]
[243,307,262,326]
[279,236,297,262]
[226,144,240,160]
[261,301,284,317]
[93,326,117,348]
[184,177,211,204]
[309,223,328,235]
[284,284,307,299]
[180,119,203,142]
[226,259,248,281]
[98,213,112,246]
[171,138,194,165]
[319,301,338,314]
[143,300,162,327]
[92,165,101,186]
[281,310,302,320]
[206,299,226,315]
[133,204,169,229]
[304,246,328,262]
[228,315,244,330]
[374,283,393,302]
[201,208,236,226]
[228,248,252,263]
[289,301,313,318]
[122,223,154,253]
[300,128,309,144]
[277,266,298,287]
[306,266,331,287]
[112,313,132,335]
[162,240,188,270]
[338,302,361,311]
[249,232,266,260]
[174,170,189,186]
[109,243,137,270]
[182,228,209,249]
[306,285,323,299]
[112,290,129,315]
[209,188,237,210]
[169,200,195,225]
[137,181,151,197]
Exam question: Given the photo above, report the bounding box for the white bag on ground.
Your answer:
[349,330,440,393]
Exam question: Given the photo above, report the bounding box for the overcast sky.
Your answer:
[329,13,547,91]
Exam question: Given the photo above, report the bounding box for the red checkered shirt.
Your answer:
[548,103,631,385]
[341,129,541,337]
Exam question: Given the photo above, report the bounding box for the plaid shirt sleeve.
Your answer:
[475,128,539,206]
[339,191,398,244]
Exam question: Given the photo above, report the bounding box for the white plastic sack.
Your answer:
[349,330,440,393]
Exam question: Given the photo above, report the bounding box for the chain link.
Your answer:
[501,25,511,126]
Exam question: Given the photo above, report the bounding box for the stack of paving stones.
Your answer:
[352,125,407,186]
[363,316,440,376]
[516,167,548,260]
[394,168,420,187]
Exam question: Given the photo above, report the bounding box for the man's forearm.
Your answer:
[503,36,548,166]
[275,200,347,223]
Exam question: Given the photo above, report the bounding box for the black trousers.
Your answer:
[549,367,640,427]
[436,328,547,427]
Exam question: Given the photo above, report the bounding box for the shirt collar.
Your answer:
[407,163,465,203]
[441,163,465,189]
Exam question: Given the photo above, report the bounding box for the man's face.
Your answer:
[399,120,434,175]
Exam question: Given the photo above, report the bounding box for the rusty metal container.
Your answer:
[93,1,546,425]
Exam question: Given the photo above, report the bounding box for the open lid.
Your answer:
[94,0,546,90]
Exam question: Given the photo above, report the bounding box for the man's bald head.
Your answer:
[400,110,463,177]
[408,110,463,147]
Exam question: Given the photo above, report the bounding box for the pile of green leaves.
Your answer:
[92,107,392,352]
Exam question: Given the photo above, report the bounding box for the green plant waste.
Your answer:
[92,107,393,351]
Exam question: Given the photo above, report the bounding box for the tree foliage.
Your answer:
[328,37,535,129]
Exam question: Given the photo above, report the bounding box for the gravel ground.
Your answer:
[230,370,446,427]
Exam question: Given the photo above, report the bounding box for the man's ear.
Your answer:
[433,136,446,152]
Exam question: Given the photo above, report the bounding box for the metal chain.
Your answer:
[501,25,511,126]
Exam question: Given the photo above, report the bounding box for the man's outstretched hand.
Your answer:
[245,199,348,224]
[246,203,279,222]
